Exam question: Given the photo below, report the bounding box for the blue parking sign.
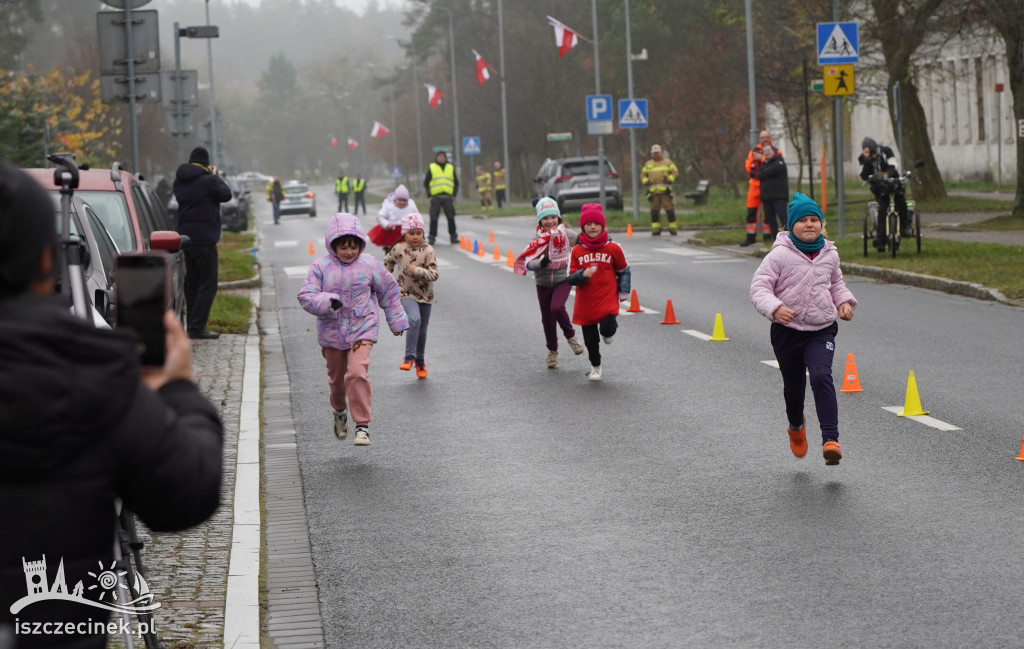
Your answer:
[586,95,613,121]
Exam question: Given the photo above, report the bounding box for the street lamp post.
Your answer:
[624,0,639,220]
[205,0,218,166]
[173,23,219,164]
[497,0,511,200]
[432,5,461,188]
[389,78,398,172]
[410,39,424,187]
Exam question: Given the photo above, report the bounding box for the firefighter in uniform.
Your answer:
[423,151,459,245]
[352,174,367,215]
[641,144,679,235]
[335,173,350,212]
[492,161,507,208]
[476,165,492,207]
[742,130,777,246]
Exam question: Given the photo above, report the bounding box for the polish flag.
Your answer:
[347,138,358,151]
[546,16,579,58]
[330,136,338,148]
[472,49,490,84]
[371,121,390,138]
[425,83,442,108]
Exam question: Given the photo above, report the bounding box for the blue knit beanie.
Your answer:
[786,192,823,231]
[535,196,560,223]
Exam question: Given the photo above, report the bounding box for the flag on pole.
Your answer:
[472,49,490,84]
[425,83,442,108]
[546,16,579,58]
[347,138,358,151]
[371,121,390,138]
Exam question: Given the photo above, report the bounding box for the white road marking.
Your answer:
[283,265,309,278]
[881,406,962,431]
[653,247,714,257]
[692,258,747,264]
[761,360,780,369]
[274,240,298,248]
[682,329,712,341]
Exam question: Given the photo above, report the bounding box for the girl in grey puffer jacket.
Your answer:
[298,213,408,446]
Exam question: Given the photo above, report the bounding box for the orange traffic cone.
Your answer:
[1016,429,1024,461]
[506,250,515,268]
[489,230,495,242]
[660,300,680,324]
[626,290,643,313]
[460,235,467,250]
[477,241,486,257]
[839,353,863,393]
[626,223,633,237]
[493,244,501,260]
[308,241,315,255]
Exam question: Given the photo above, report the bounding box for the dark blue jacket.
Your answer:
[173,163,231,245]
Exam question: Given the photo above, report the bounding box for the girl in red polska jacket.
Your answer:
[566,203,630,382]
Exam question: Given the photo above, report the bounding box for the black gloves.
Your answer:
[330,298,341,310]
[539,254,551,268]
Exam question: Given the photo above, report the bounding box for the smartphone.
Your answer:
[115,253,171,367]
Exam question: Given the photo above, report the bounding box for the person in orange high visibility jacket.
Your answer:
[742,130,779,246]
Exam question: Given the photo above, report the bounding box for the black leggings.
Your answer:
[581,315,618,366]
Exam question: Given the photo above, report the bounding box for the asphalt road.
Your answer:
[262,187,1024,648]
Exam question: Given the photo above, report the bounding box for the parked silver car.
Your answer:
[533,156,624,212]
[280,180,317,218]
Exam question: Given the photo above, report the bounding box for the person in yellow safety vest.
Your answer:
[352,174,367,215]
[335,173,350,212]
[475,165,493,208]
[641,144,679,235]
[742,130,778,246]
[492,161,507,208]
[422,151,460,245]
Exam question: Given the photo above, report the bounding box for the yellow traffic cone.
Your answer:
[709,313,730,341]
[898,370,929,416]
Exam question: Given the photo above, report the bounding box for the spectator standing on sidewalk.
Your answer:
[0,160,224,645]
[335,172,350,213]
[174,146,232,340]
[742,130,777,246]
[754,144,789,243]
[267,176,284,225]
[423,151,460,245]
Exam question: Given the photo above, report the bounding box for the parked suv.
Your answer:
[24,162,188,323]
[48,193,119,325]
[533,156,624,211]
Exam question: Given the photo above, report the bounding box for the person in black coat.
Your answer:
[0,160,223,648]
[173,146,232,339]
[754,144,789,242]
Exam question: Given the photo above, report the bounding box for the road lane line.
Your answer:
[881,407,962,431]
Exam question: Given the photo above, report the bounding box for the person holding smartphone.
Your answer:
[0,161,224,645]
[173,146,232,340]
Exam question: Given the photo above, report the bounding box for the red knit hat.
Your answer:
[579,203,605,229]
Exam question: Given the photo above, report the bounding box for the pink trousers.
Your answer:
[322,343,374,425]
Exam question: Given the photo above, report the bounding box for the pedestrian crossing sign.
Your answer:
[462,136,481,156]
[823,65,854,96]
[618,99,648,129]
[817,22,859,64]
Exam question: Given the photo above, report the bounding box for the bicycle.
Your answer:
[862,160,924,258]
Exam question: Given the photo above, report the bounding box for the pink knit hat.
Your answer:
[401,212,425,235]
[393,184,410,200]
[579,203,605,229]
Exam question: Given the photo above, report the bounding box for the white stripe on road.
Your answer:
[653,247,714,257]
[682,329,712,341]
[881,406,962,431]
[761,360,780,369]
[284,266,309,278]
[692,258,747,264]
[274,240,298,248]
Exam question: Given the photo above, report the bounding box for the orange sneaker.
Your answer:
[400,358,414,371]
[415,362,428,379]
[822,440,842,465]
[787,422,808,458]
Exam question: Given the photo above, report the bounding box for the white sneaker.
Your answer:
[546,349,559,369]
[333,410,348,440]
[353,427,371,446]
[602,334,614,345]
[588,365,602,381]
[567,336,584,355]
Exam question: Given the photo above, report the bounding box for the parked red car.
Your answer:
[24,162,188,322]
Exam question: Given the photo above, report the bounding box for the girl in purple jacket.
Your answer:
[298,213,408,446]
[749,193,856,466]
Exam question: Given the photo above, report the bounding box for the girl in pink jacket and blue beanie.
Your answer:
[298,213,409,446]
[749,193,856,465]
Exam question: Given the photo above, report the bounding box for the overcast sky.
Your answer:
[231,0,408,14]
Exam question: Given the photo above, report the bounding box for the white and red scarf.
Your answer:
[514,224,571,276]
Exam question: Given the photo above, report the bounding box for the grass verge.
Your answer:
[219,232,258,283]
[208,293,252,334]
[694,227,1024,300]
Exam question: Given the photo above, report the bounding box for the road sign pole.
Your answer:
[123,2,140,173]
[174,22,185,164]
[625,0,638,220]
[832,0,846,237]
[592,0,605,210]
